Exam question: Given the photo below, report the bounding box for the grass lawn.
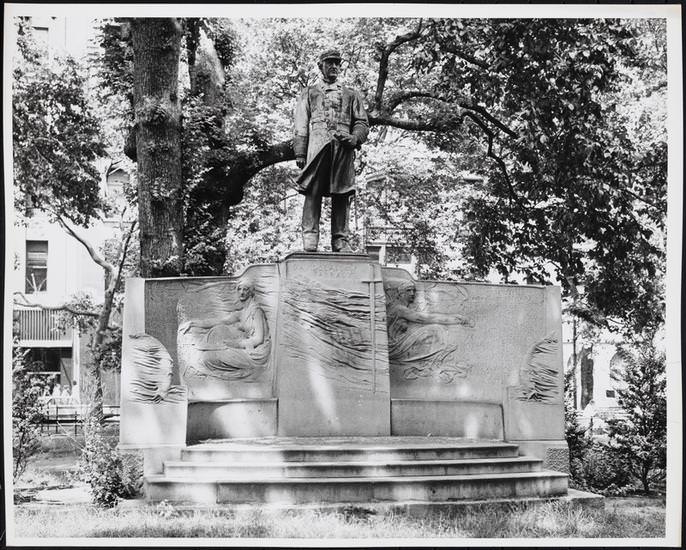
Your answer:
[13,496,665,539]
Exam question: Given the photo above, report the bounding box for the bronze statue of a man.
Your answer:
[293,48,369,252]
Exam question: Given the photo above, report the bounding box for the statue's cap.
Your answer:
[318,49,342,63]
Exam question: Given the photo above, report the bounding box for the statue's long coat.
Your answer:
[293,79,369,196]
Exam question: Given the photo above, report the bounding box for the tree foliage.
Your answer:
[13,19,106,225]
[606,344,667,493]
[96,17,666,335]
[12,342,45,481]
[437,19,667,337]
[79,417,143,507]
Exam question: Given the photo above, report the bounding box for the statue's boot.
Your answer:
[303,232,319,252]
[332,237,352,253]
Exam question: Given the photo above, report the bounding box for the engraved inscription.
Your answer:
[288,260,361,280]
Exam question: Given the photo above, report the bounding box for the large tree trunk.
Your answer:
[130,18,184,277]
[182,20,234,274]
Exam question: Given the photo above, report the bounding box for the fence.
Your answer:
[17,308,73,342]
[38,398,120,435]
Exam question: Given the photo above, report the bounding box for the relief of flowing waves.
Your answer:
[127,334,187,403]
[177,281,242,323]
[281,278,386,391]
[517,334,561,404]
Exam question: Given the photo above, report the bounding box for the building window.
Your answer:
[606,389,616,398]
[366,245,381,261]
[26,240,48,293]
[106,169,128,198]
[386,246,411,265]
[32,26,49,48]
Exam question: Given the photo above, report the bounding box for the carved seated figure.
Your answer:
[386,280,473,383]
[178,276,271,380]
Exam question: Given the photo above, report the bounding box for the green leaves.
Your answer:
[12,342,46,481]
[445,19,666,335]
[13,35,106,225]
[606,343,666,491]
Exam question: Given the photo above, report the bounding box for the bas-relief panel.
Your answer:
[176,268,278,400]
[385,279,475,387]
[124,333,187,404]
[514,332,562,404]
[384,277,550,403]
[279,275,389,393]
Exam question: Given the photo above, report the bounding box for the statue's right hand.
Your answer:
[296,157,306,169]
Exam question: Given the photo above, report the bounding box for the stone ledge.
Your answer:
[187,397,277,404]
[119,489,602,515]
[281,251,372,261]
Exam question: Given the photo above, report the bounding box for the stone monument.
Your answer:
[117,44,571,504]
[120,256,568,473]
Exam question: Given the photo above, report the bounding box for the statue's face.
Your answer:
[400,286,416,304]
[237,282,253,301]
[320,58,341,83]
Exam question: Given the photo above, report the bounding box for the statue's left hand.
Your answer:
[336,133,358,149]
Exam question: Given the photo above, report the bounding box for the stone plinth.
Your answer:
[275,253,391,436]
[120,278,188,448]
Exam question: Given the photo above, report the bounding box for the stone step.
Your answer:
[145,470,569,504]
[163,456,543,479]
[180,441,520,463]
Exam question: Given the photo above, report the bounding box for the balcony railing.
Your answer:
[16,308,73,342]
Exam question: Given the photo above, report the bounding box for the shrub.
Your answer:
[606,343,666,493]
[12,342,45,481]
[564,368,590,486]
[577,442,634,495]
[119,452,144,499]
[79,417,143,506]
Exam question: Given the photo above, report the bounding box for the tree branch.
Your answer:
[369,114,451,132]
[384,90,518,140]
[374,20,424,112]
[598,179,662,211]
[445,46,490,70]
[462,111,525,209]
[220,139,295,204]
[109,218,137,295]
[459,104,517,138]
[55,215,114,277]
[387,90,443,112]
[13,293,102,318]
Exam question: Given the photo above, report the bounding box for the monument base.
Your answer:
[187,399,277,441]
[390,399,504,439]
[509,439,570,473]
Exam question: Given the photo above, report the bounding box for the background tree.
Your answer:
[606,344,667,493]
[12,343,45,482]
[12,20,138,421]
[129,18,184,277]
[102,17,665,337]
[13,18,105,225]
